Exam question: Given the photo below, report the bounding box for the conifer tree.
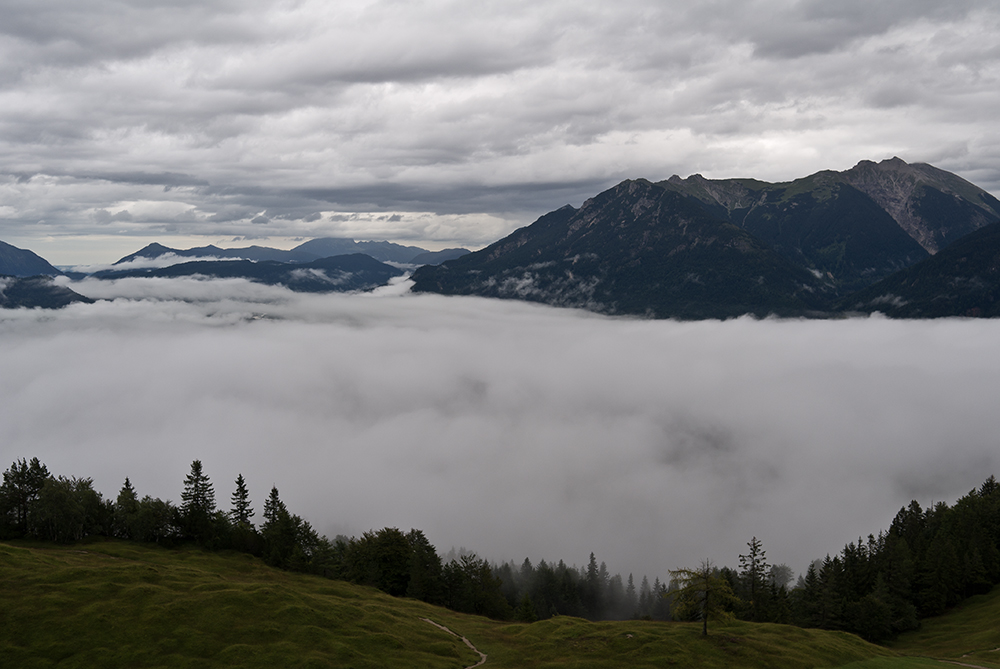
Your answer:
[114,477,139,539]
[262,485,287,528]
[625,573,638,617]
[180,460,216,542]
[261,486,295,566]
[1,457,50,537]
[229,474,254,528]
[739,536,770,621]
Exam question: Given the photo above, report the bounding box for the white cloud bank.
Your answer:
[1,283,998,582]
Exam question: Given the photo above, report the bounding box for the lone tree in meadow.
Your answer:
[670,560,741,636]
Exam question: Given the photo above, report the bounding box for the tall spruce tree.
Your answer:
[229,474,254,528]
[180,460,216,543]
[114,477,139,539]
[261,486,295,566]
[739,536,770,621]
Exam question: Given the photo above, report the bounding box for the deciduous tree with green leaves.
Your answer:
[670,560,741,636]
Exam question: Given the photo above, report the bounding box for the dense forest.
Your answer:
[2,457,998,643]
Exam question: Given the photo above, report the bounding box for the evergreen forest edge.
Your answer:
[2,456,999,644]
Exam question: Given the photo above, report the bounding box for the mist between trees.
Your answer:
[3,456,999,643]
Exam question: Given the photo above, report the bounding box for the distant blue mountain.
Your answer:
[410,248,471,265]
[98,253,405,293]
[0,275,94,309]
[114,238,470,266]
[0,240,62,277]
[115,242,318,264]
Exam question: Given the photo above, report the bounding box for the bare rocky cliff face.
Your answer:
[842,157,1000,253]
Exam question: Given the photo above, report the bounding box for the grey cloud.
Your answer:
[1,0,999,259]
[0,0,267,75]
[702,0,982,59]
[93,209,133,223]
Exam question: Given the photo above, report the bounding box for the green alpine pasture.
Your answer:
[891,585,1000,669]
[0,540,994,668]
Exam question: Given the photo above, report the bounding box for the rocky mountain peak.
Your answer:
[842,157,999,253]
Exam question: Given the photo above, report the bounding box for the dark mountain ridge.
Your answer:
[412,158,1000,319]
[97,253,405,293]
[0,241,62,277]
[115,238,470,266]
[0,275,94,309]
[838,218,1000,318]
[115,242,319,265]
[660,158,999,292]
[842,157,1000,252]
[413,179,833,319]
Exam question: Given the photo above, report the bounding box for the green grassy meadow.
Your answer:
[0,540,993,668]
[890,585,1000,669]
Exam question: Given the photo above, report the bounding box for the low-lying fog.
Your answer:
[3,276,998,581]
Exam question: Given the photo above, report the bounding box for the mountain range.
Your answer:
[0,237,468,308]
[98,253,406,293]
[4,158,1000,316]
[114,238,470,266]
[412,158,1000,319]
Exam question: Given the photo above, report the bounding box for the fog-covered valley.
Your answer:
[2,277,997,582]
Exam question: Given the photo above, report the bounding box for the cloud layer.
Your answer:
[2,281,998,581]
[1,0,999,263]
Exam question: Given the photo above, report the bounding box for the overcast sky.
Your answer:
[1,0,999,263]
[3,282,998,581]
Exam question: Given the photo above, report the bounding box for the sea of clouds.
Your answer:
[2,277,998,582]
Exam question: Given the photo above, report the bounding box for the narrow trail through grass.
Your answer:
[422,618,488,668]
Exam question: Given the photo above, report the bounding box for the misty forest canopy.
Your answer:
[2,158,1000,318]
[3,457,999,643]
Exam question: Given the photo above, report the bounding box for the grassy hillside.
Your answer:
[891,585,1000,669]
[1,540,901,668]
[0,541,479,668]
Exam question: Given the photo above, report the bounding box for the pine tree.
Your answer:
[261,486,295,566]
[114,477,139,539]
[625,573,638,617]
[739,536,770,621]
[1,457,50,537]
[262,485,287,528]
[229,474,254,528]
[406,528,444,604]
[180,460,216,543]
[638,575,652,618]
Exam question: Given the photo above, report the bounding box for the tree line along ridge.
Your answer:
[2,457,998,643]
